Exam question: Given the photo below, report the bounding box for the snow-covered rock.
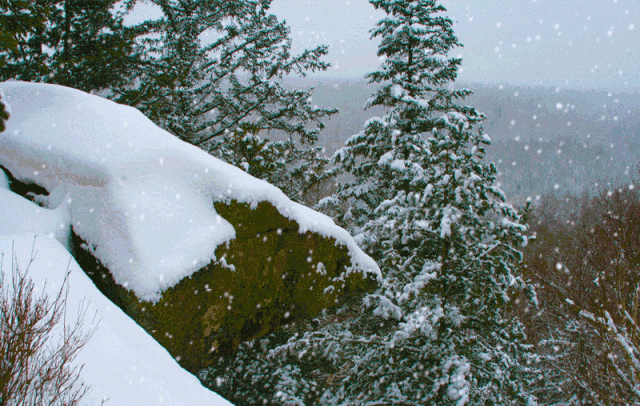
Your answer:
[0,81,378,301]
[0,80,379,372]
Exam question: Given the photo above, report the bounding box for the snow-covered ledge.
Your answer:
[0,81,380,373]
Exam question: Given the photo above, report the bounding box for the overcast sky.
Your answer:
[125,0,640,91]
[268,0,640,90]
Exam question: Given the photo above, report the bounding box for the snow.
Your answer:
[390,83,405,99]
[0,81,379,302]
[367,294,403,320]
[442,111,471,131]
[440,206,459,238]
[390,159,407,171]
[0,186,70,248]
[378,150,394,166]
[1,234,233,406]
[0,79,382,405]
[0,168,9,188]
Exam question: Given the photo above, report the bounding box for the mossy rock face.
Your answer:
[73,200,377,374]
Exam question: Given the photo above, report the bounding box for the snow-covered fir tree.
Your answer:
[202,1,540,405]
[219,122,335,202]
[112,0,336,200]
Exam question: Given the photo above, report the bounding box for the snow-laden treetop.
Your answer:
[0,81,379,302]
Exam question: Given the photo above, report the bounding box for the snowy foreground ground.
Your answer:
[0,81,379,405]
[0,235,234,406]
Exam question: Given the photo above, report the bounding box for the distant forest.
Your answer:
[298,78,640,202]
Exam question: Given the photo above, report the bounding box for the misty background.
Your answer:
[126,0,640,202]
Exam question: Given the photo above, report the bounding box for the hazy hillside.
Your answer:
[295,78,640,202]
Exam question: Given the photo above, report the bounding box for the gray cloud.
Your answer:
[270,0,640,90]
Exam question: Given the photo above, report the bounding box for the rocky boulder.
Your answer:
[72,199,377,373]
[0,81,379,374]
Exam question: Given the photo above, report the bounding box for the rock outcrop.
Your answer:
[0,81,379,374]
[72,199,377,373]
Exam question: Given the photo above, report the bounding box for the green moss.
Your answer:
[72,200,377,374]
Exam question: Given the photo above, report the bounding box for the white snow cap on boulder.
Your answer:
[0,81,379,301]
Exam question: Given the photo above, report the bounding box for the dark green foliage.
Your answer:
[108,0,336,198]
[219,123,336,202]
[201,1,539,405]
[0,0,336,200]
[0,91,8,132]
[0,0,138,92]
[0,0,50,74]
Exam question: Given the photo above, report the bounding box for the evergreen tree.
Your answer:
[219,123,334,202]
[1,0,336,200]
[0,0,50,79]
[112,0,336,199]
[203,1,539,404]
[0,0,138,92]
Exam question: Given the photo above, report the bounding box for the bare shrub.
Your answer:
[520,175,640,404]
[0,244,96,406]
